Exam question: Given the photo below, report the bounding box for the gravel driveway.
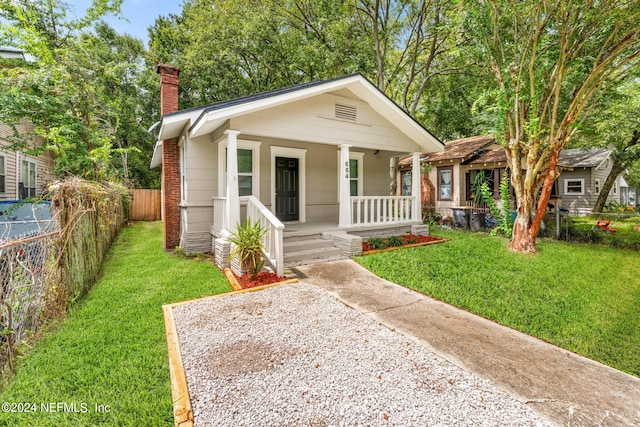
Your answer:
[172,283,554,426]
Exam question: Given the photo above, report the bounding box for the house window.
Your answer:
[20,159,37,199]
[564,178,584,195]
[218,140,261,198]
[594,179,600,194]
[236,149,254,196]
[612,181,618,196]
[401,170,412,196]
[438,166,452,201]
[0,154,5,194]
[349,158,358,196]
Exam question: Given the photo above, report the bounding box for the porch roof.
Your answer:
[151,74,444,169]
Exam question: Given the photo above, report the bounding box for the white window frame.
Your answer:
[0,154,6,194]
[564,178,584,195]
[271,146,307,223]
[336,151,364,199]
[612,180,618,195]
[594,178,600,195]
[20,158,37,199]
[438,166,453,201]
[218,139,261,199]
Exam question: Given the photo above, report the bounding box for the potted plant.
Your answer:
[228,219,267,279]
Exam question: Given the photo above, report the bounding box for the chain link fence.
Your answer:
[0,231,56,373]
[0,178,127,379]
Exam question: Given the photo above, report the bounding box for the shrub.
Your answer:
[603,201,636,214]
[368,237,388,250]
[228,220,267,278]
[387,236,404,247]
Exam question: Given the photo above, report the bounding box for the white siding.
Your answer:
[560,160,620,214]
[231,92,424,153]
[0,123,55,201]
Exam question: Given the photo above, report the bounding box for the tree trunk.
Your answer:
[510,214,536,252]
[593,130,639,213]
[509,197,537,253]
[530,151,560,239]
[593,161,624,213]
[390,157,398,196]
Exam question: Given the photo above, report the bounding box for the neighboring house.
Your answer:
[151,66,443,275]
[0,47,56,201]
[556,148,628,214]
[400,137,627,217]
[409,136,508,215]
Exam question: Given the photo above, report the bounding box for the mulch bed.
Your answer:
[234,271,286,289]
[362,234,448,253]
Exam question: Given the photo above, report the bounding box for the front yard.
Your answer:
[1,221,637,426]
[0,221,230,426]
[356,228,640,377]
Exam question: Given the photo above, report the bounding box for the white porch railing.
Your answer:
[212,197,227,236]
[351,196,416,227]
[246,196,285,277]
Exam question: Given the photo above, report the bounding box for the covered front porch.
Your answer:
[210,130,425,276]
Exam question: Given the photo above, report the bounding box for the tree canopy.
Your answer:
[0,0,159,187]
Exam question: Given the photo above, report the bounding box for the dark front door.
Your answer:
[275,157,299,221]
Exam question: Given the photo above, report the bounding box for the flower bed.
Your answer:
[362,234,448,254]
[234,271,286,289]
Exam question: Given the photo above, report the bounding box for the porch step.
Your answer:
[349,226,412,239]
[283,236,344,266]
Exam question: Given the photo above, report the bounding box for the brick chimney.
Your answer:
[157,64,181,250]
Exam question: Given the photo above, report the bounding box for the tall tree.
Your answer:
[0,0,157,186]
[468,0,640,252]
[355,0,471,115]
[146,0,373,110]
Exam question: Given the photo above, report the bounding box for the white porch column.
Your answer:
[411,152,422,222]
[225,130,242,232]
[338,144,352,227]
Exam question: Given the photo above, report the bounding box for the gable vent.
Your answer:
[335,102,357,122]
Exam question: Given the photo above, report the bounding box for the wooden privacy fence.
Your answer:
[129,189,161,221]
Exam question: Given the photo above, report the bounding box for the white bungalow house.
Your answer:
[150,66,443,275]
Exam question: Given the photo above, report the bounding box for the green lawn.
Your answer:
[0,221,230,426]
[567,215,640,250]
[356,229,640,377]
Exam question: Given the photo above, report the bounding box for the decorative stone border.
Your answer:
[162,280,299,427]
[361,237,450,255]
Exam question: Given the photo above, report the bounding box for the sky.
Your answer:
[69,0,184,46]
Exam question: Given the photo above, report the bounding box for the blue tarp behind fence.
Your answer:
[0,200,54,241]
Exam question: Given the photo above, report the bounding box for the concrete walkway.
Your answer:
[294,259,640,427]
